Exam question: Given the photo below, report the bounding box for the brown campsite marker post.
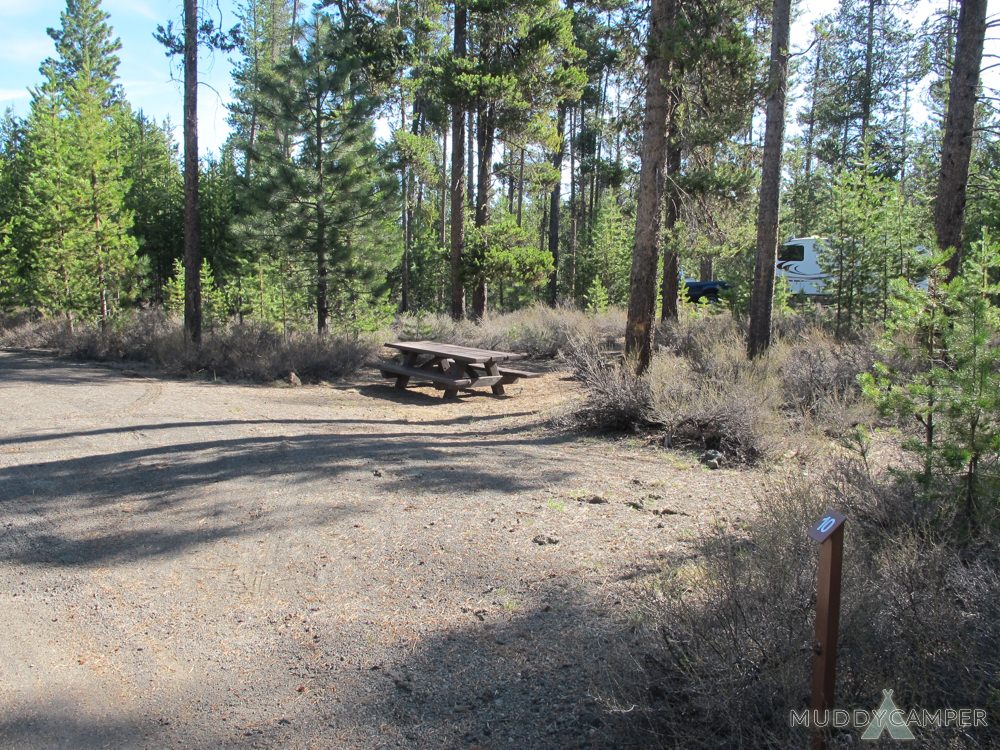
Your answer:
[807,510,846,750]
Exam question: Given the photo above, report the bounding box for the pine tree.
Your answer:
[229,0,294,179]
[580,191,631,305]
[63,67,138,325]
[253,9,399,334]
[455,0,584,318]
[44,0,123,103]
[863,234,1000,521]
[18,66,80,322]
[12,0,136,325]
[625,0,675,370]
[935,0,988,278]
[747,0,792,359]
[807,0,922,177]
[121,111,184,303]
[0,112,29,308]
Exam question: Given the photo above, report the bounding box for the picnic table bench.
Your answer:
[375,340,541,398]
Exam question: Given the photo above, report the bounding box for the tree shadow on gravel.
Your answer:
[350,587,645,749]
[0,429,576,568]
[0,696,272,750]
[0,700,162,750]
[0,412,535,447]
[0,350,119,387]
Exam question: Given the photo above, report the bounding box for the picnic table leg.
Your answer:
[442,359,463,399]
[395,351,418,389]
[486,361,505,396]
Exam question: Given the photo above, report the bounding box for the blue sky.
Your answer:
[0,0,988,157]
[0,0,239,154]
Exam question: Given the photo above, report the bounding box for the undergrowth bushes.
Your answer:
[0,312,67,349]
[646,352,780,463]
[564,310,874,463]
[558,337,649,431]
[617,459,999,749]
[0,309,376,382]
[395,303,625,359]
[2,303,627,382]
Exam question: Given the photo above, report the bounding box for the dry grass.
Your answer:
[1,310,376,382]
[616,460,1000,749]
[0,312,68,349]
[394,304,625,359]
[555,336,650,431]
[3,304,627,382]
[646,352,780,463]
[565,310,876,463]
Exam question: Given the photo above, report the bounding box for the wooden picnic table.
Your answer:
[375,340,540,399]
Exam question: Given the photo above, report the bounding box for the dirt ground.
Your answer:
[0,350,760,749]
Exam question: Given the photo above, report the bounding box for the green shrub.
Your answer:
[862,235,1000,522]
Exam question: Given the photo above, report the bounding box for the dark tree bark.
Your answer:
[860,0,876,142]
[440,127,448,249]
[315,94,328,335]
[624,0,674,370]
[747,0,791,359]
[516,146,524,226]
[568,106,577,301]
[472,103,495,319]
[183,0,202,345]
[547,102,566,304]
[467,109,475,207]
[399,88,410,313]
[449,2,467,320]
[936,0,987,279]
[659,122,681,322]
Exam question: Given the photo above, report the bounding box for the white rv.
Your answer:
[776,237,930,297]
[776,236,829,297]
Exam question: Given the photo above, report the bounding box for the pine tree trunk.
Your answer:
[547,103,566,304]
[936,0,987,279]
[183,0,202,344]
[568,106,577,302]
[400,86,410,313]
[506,144,516,213]
[860,0,875,143]
[660,112,681,322]
[803,32,820,229]
[699,256,713,282]
[516,147,525,227]
[315,95,328,335]
[440,127,448,249]
[472,104,494,320]
[624,0,675,370]
[449,2,467,320]
[467,110,475,208]
[400,165,410,312]
[62,265,74,335]
[747,0,791,359]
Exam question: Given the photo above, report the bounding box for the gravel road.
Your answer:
[0,350,753,749]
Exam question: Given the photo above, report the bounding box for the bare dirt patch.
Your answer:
[0,351,761,749]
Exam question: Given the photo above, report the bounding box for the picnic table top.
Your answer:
[385,340,526,364]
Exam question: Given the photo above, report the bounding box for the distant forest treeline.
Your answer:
[0,0,996,339]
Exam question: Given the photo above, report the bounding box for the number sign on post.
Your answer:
[808,510,846,750]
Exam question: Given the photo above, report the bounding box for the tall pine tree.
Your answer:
[252,9,399,334]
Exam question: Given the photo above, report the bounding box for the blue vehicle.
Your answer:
[683,276,730,303]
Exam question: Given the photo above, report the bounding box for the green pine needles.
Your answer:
[862,232,1000,523]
